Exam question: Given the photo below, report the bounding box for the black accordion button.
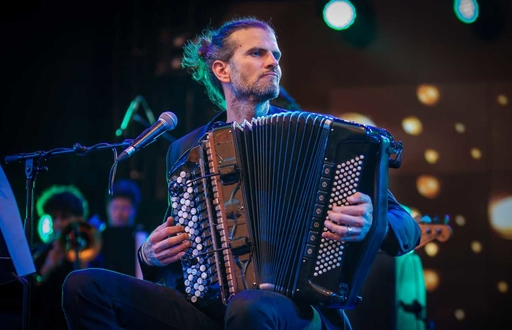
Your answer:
[311,218,322,231]
[316,191,328,205]
[319,177,331,192]
[308,231,320,245]
[304,244,316,259]
[322,164,334,177]
[313,204,324,218]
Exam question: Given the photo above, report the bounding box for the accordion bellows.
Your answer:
[168,111,402,309]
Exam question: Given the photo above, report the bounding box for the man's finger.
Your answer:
[327,211,364,227]
[155,216,174,230]
[159,251,187,266]
[151,224,185,243]
[153,232,190,254]
[156,242,190,265]
[160,216,174,228]
[347,192,371,204]
[330,205,369,218]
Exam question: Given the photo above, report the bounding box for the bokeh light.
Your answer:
[470,148,482,159]
[323,0,357,31]
[454,309,466,321]
[338,112,377,126]
[425,148,440,164]
[497,281,509,293]
[471,240,482,253]
[423,269,440,292]
[171,57,182,69]
[488,195,512,240]
[455,214,466,226]
[416,175,441,199]
[497,94,509,106]
[173,35,186,48]
[454,0,479,24]
[417,84,440,106]
[425,242,439,257]
[402,116,423,135]
[455,122,466,133]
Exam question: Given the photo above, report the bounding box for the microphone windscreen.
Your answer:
[159,112,178,130]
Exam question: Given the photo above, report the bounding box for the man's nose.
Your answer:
[265,53,279,69]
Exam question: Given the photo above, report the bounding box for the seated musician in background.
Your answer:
[62,17,421,329]
[100,179,148,278]
[32,185,102,329]
[105,179,141,228]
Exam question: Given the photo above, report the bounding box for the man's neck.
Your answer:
[226,99,270,124]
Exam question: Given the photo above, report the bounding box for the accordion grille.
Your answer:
[232,112,331,293]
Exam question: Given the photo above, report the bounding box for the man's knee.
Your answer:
[226,290,280,320]
[62,268,108,303]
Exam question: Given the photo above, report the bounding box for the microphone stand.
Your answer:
[68,222,85,271]
[4,140,131,330]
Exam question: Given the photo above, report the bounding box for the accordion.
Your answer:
[168,111,402,309]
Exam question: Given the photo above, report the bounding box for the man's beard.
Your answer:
[230,66,280,102]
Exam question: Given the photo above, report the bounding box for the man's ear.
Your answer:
[212,60,230,83]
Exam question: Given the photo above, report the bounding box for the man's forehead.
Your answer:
[110,197,133,206]
[230,27,278,49]
[52,210,74,218]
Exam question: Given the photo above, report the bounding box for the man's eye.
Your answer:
[252,51,261,56]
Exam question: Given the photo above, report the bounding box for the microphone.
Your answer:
[116,96,144,137]
[116,111,178,162]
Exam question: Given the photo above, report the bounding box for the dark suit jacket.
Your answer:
[140,106,421,328]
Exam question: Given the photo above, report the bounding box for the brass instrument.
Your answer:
[59,221,102,265]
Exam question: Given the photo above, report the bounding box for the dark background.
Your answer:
[1,0,511,329]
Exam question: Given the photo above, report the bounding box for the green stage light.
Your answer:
[37,214,55,243]
[323,0,357,31]
[454,0,479,24]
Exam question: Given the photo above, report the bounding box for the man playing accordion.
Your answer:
[62,17,420,330]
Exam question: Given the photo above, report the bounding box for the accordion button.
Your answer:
[316,191,328,204]
[304,244,316,259]
[308,231,319,244]
[313,204,325,218]
[319,177,331,192]
[322,164,334,176]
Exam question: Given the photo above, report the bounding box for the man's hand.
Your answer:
[322,192,373,242]
[39,240,65,278]
[141,217,191,267]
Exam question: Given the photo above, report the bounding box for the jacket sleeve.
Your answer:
[379,190,421,256]
[137,240,182,288]
[137,142,183,286]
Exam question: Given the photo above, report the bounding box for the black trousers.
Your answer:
[62,268,319,329]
